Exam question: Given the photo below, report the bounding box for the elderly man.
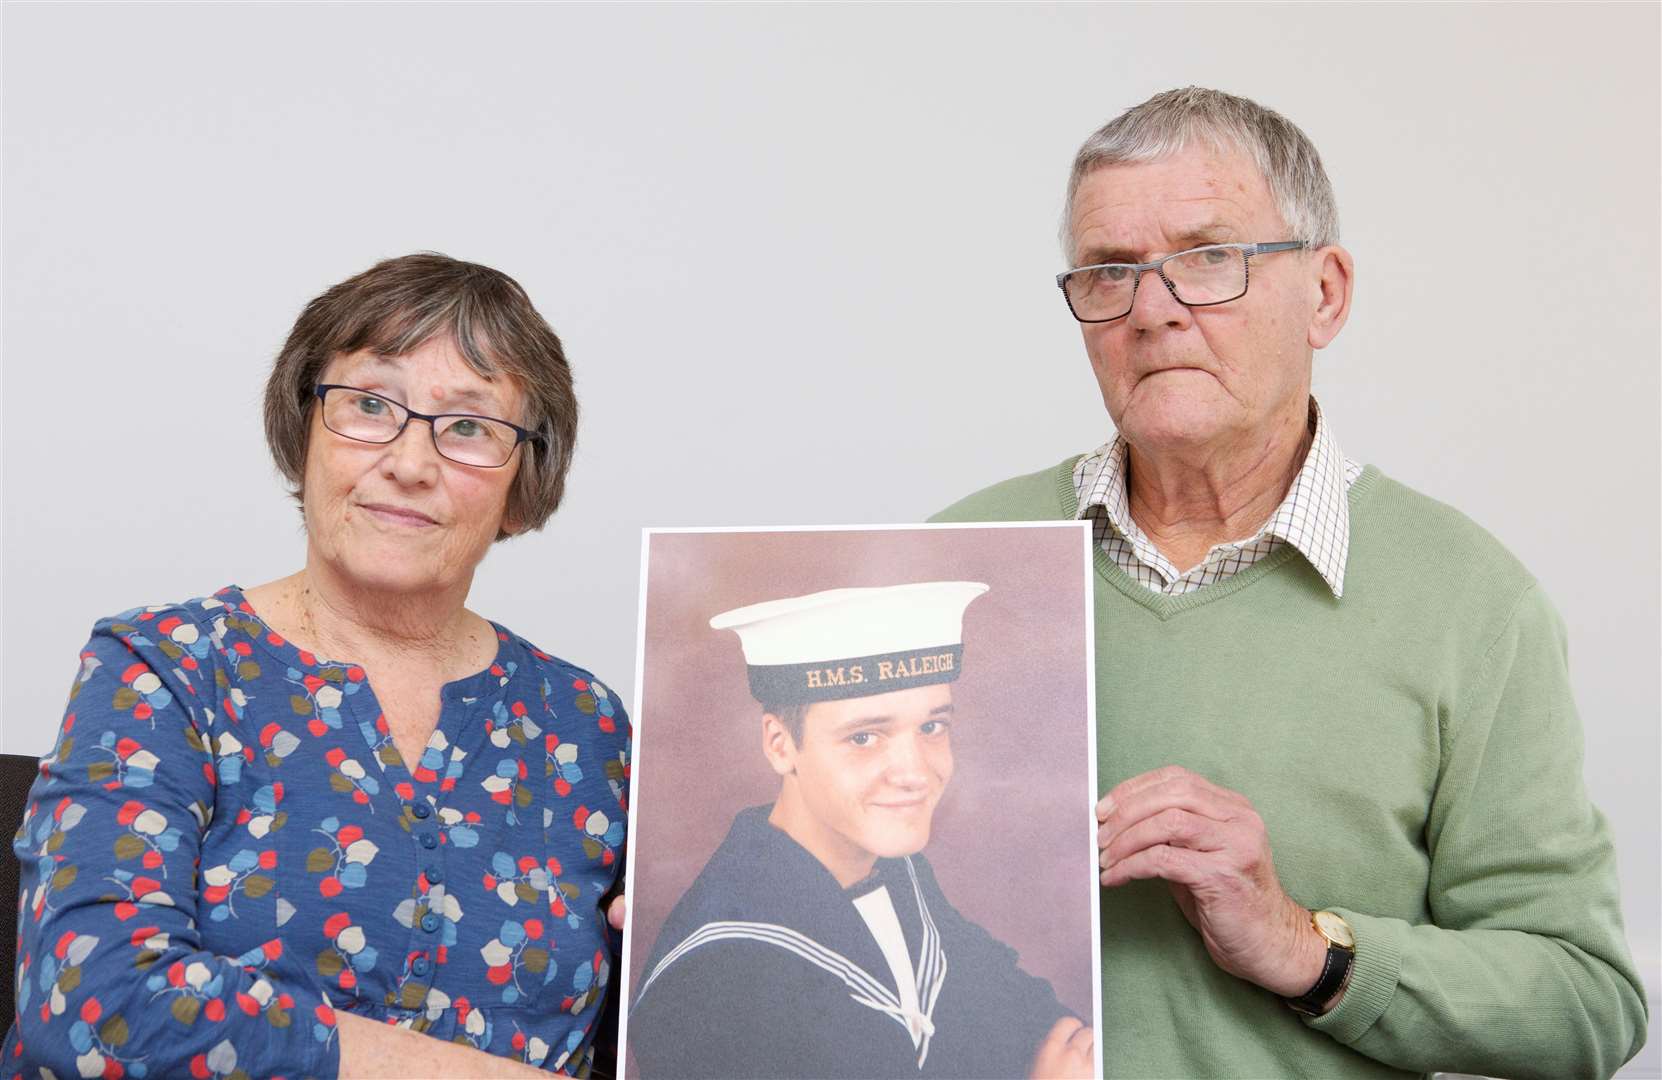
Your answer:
[933,87,1647,1078]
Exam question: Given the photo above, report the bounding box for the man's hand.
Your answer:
[1027,1016,1094,1079]
[607,893,627,931]
[1097,765,1327,999]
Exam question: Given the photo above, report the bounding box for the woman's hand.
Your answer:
[337,1012,551,1078]
[607,893,628,931]
[1027,1016,1095,1079]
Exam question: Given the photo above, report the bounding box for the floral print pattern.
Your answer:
[4,586,630,1078]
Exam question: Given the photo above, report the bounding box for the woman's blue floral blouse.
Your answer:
[3,586,631,1079]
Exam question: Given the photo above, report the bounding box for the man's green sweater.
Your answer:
[933,460,1647,1079]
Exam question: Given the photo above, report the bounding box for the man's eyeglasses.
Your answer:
[1056,241,1306,324]
[314,384,541,468]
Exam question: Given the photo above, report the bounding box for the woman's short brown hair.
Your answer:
[264,253,577,540]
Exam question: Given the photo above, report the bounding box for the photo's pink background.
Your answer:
[623,525,1097,1044]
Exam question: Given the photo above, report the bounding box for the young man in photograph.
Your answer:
[628,582,1093,1080]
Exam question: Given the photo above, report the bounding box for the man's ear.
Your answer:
[1307,244,1355,350]
[761,713,797,778]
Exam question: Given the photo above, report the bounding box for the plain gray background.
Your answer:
[3,3,1657,1073]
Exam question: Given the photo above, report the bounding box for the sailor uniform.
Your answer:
[628,806,1067,1079]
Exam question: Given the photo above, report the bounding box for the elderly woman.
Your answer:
[4,254,629,1078]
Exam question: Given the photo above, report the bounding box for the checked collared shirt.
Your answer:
[1072,399,1364,598]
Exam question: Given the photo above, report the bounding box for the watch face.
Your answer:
[1315,910,1355,948]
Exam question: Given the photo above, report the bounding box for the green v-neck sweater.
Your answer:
[933,460,1646,1079]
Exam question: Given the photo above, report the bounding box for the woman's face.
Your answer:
[302,337,526,599]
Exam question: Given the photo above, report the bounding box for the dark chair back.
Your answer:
[591,944,622,1078]
[1,754,42,1046]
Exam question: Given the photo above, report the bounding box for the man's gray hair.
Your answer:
[1062,87,1340,259]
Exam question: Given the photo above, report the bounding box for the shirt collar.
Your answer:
[1075,398,1353,598]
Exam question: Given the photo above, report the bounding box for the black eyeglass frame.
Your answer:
[1056,241,1307,324]
[313,384,543,468]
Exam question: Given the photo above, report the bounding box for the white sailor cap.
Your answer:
[709,581,990,706]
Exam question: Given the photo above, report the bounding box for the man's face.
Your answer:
[768,684,955,882]
[1068,147,1320,456]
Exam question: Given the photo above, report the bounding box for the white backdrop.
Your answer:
[3,4,1657,1072]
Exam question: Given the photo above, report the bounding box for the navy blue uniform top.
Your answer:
[630,806,1067,1079]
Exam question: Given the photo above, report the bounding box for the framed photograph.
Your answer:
[617,523,1101,1079]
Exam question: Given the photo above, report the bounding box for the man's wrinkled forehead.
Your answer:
[1069,150,1279,262]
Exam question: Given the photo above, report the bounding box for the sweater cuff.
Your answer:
[1302,908,1403,1044]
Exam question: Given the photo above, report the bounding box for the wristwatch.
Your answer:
[1283,909,1354,1016]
